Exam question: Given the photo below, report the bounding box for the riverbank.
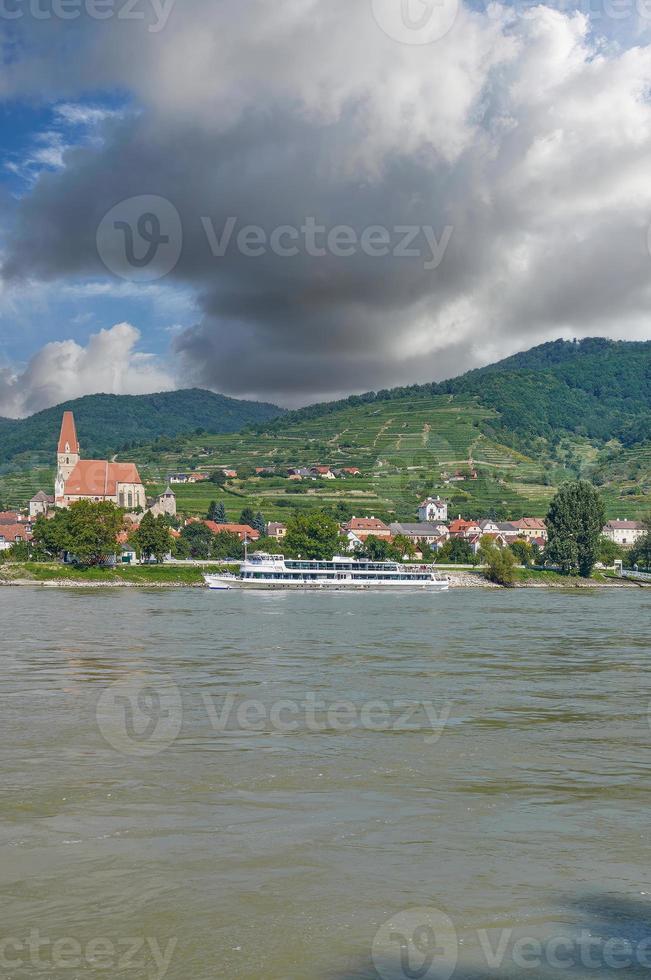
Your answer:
[0,562,644,589]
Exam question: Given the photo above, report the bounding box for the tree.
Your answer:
[597,536,624,567]
[545,480,605,577]
[211,531,244,560]
[33,501,124,566]
[510,539,533,566]
[207,501,219,521]
[209,470,227,486]
[179,522,214,559]
[239,507,255,527]
[284,511,343,560]
[629,529,651,571]
[33,512,68,558]
[436,538,475,564]
[214,501,227,524]
[252,511,266,536]
[481,539,516,586]
[133,511,171,563]
[362,535,393,561]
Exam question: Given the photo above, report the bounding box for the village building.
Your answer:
[512,518,548,541]
[448,517,482,538]
[311,466,336,480]
[390,522,448,547]
[54,411,146,510]
[602,520,646,547]
[29,492,55,519]
[266,522,287,541]
[342,516,392,540]
[0,523,32,551]
[203,521,260,542]
[417,497,448,522]
[148,487,177,518]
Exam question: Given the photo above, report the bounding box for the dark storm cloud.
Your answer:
[2,0,651,404]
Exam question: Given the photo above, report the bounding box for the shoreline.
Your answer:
[0,569,645,590]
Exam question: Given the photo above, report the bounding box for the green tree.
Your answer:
[207,501,219,521]
[284,511,343,560]
[361,535,393,561]
[437,537,475,564]
[510,539,533,566]
[209,470,227,486]
[629,528,651,570]
[211,531,244,560]
[133,511,171,563]
[597,536,624,566]
[53,500,123,565]
[180,522,214,559]
[33,511,69,558]
[481,539,516,586]
[545,480,605,577]
[239,507,256,527]
[252,511,266,536]
[214,501,227,524]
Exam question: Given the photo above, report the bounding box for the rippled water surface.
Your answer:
[1,587,650,979]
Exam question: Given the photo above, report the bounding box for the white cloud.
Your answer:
[0,323,173,418]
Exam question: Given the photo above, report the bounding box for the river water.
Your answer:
[1,587,650,980]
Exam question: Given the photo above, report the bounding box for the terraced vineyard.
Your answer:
[95,392,647,522]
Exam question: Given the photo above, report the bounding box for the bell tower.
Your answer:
[56,411,80,484]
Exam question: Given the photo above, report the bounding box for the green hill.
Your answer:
[0,389,284,468]
[1,339,648,520]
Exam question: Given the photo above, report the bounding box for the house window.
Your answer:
[128,492,133,508]
[119,492,125,507]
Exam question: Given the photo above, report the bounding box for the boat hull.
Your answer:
[204,575,448,591]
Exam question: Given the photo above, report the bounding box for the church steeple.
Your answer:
[56,411,80,484]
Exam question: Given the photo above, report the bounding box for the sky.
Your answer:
[1,0,651,417]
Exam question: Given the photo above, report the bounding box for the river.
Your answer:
[1,587,650,979]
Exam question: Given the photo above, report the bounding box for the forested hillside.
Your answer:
[0,389,284,466]
[262,338,650,451]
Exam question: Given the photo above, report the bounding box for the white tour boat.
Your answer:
[204,553,449,591]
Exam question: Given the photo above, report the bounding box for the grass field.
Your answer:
[0,562,232,585]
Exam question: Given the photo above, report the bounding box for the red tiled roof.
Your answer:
[513,518,546,530]
[204,522,260,540]
[63,460,143,497]
[604,520,644,530]
[58,411,80,455]
[344,517,391,533]
[0,524,32,543]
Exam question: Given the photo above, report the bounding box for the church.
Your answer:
[54,411,146,510]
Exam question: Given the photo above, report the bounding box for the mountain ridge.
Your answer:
[0,388,284,467]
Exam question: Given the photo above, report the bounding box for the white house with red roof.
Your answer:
[342,516,392,540]
[54,411,146,510]
[417,497,448,522]
[602,519,646,547]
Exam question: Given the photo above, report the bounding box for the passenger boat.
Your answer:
[203,553,449,591]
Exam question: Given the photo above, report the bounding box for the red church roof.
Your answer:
[64,460,143,497]
[58,411,80,455]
